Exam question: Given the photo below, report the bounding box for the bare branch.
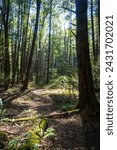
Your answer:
[70,30,76,37]
[70,23,76,26]
[62,6,76,14]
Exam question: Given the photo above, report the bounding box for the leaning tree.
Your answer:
[21,0,42,91]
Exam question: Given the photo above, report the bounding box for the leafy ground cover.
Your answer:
[0,87,99,150]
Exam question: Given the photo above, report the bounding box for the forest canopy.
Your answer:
[0,0,99,89]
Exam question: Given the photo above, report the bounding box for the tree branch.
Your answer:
[70,30,76,37]
[70,23,76,26]
[62,6,76,14]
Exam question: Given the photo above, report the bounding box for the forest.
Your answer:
[0,0,100,149]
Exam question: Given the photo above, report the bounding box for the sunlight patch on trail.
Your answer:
[32,88,63,96]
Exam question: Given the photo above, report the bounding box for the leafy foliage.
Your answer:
[49,90,78,111]
[8,119,56,150]
[49,75,78,90]
[9,138,19,150]
[62,102,76,111]
[43,127,56,139]
[49,76,68,89]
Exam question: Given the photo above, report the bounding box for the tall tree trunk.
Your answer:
[35,14,46,84]
[11,40,17,86]
[96,0,100,57]
[20,1,24,82]
[35,49,40,84]
[46,0,52,84]
[64,25,67,63]
[69,34,72,65]
[91,0,96,61]
[0,20,3,77]
[16,0,21,83]
[21,0,41,91]
[23,0,31,81]
[97,0,100,37]
[69,2,73,65]
[75,0,99,112]
[1,0,10,88]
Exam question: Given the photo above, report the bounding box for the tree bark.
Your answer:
[46,0,52,84]
[91,0,96,61]
[0,0,10,88]
[21,0,41,91]
[75,0,99,112]
[22,0,31,82]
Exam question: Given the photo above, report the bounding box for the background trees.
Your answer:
[0,0,100,112]
[0,0,10,88]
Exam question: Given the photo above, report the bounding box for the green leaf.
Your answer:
[8,138,19,150]
[44,127,56,139]
[46,127,55,133]
[34,143,40,150]
[43,132,56,139]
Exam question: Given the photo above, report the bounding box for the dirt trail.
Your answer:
[0,88,100,150]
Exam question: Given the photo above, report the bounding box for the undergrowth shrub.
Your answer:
[49,92,78,111]
[8,118,56,150]
[49,75,78,90]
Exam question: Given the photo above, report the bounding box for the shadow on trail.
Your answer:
[2,90,32,118]
[1,88,100,149]
[48,114,100,150]
[3,90,30,106]
[4,103,30,118]
[49,93,77,110]
[80,110,100,150]
[34,92,100,150]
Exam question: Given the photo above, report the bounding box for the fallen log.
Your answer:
[2,109,80,123]
[2,116,38,122]
[45,109,80,118]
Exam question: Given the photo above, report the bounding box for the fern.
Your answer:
[43,127,56,138]
[8,138,19,150]
[8,119,56,150]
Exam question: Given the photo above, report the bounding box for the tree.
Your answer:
[95,0,100,59]
[21,0,41,91]
[46,0,52,84]
[91,0,96,62]
[75,0,99,112]
[0,0,10,88]
[0,0,99,102]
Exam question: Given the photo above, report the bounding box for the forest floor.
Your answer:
[0,87,100,150]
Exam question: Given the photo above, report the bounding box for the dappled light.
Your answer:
[0,0,100,149]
